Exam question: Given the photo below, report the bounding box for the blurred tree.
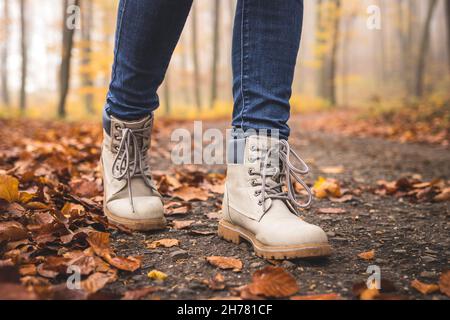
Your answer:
[315,0,341,106]
[1,0,9,106]
[163,70,171,115]
[210,0,220,109]
[58,0,80,118]
[415,0,438,97]
[191,2,202,111]
[446,0,450,70]
[19,0,27,113]
[80,0,94,114]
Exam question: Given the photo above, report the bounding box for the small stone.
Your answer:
[249,261,264,269]
[170,249,189,261]
[326,231,336,237]
[281,260,297,271]
[420,271,437,278]
[393,249,406,254]
[421,255,437,263]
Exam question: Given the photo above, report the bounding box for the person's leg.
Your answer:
[105,0,193,123]
[231,0,303,140]
[102,0,192,231]
[220,0,331,259]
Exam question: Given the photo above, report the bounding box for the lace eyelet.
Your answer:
[251,180,257,187]
[254,191,261,197]
[257,200,263,206]
[248,168,254,175]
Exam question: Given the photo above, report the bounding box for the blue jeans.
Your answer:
[106,0,303,140]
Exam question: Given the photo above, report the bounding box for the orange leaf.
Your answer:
[147,238,180,249]
[172,186,209,201]
[0,175,20,203]
[439,270,450,297]
[206,256,243,272]
[358,250,375,260]
[245,266,299,298]
[291,293,341,300]
[411,279,439,295]
[172,220,195,230]
[313,177,342,199]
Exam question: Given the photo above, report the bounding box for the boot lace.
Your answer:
[249,140,312,216]
[111,127,153,213]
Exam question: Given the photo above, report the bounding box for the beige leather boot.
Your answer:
[101,114,166,231]
[219,135,331,259]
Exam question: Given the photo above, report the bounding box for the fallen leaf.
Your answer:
[122,286,161,300]
[206,256,243,272]
[69,179,101,198]
[203,273,226,290]
[317,207,347,215]
[172,186,209,201]
[330,194,354,203]
[81,271,117,294]
[0,175,20,203]
[434,188,450,202]
[147,270,168,281]
[87,231,142,272]
[244,266,299,298]
[358,249,375,260]
[0,221,28,242]
[313,177,342,199]
[172,220,195,230]
[410,279,440,295]
[439,270,450,297]
[291,293,342,300]
[319,166,344,174]
[147,238,180,249]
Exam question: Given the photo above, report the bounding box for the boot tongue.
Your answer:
[109,115,153,154]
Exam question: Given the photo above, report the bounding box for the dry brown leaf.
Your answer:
[410,279,440,295]
[434,188,450,202]
[81,271,117,294]
[317,207,347,215]
[291,293,342,300]
[147,238,180,249]
[172,186,209,201]
[69,179,101,198]
[122,286,161,300]
[358,249,375,260]
[172,220,195,230]
[245,266,299,298]
[87,231,142,272]
[330,195,354,203]
[439,270,450,297]
[206,256,243,272]
[203,273,226,290]
[0,221,28,242]
[0,175,20,203]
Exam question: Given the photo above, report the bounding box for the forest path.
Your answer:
[109,114,450,300]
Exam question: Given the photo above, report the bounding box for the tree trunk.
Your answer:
[163,70,171,115]
[191,2,202,111]
[81,0,94,114]
[210,0,220,109]
[58,0,80,118]
[446,0,450,71]
[1,0,9,106]
[19,0,27,113]
[415,0,438,98]
[328,0,341,106]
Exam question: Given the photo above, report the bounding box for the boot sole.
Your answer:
[104,206,166,231]
[218,220,332,260]
[100,159,166,232]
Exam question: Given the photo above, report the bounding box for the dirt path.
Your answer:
[107,115,450,300]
